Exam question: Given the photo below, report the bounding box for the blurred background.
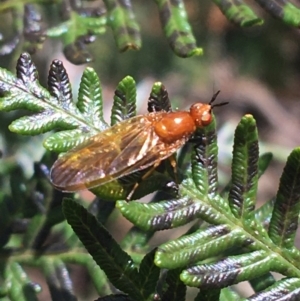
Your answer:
[0,0,300,299]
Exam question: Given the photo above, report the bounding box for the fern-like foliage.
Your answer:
[0,54,300,300]
[1,0,300,64]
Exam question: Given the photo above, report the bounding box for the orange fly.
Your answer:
[50,91,227,197]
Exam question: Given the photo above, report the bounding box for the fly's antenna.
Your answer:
[212,101,229,109]
[209,90,221,105]
[209,90,229,109]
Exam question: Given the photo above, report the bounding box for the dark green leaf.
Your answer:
[213,0,263,26]
[104,0,141,51]
[88,198,116,225]
[5,262,40,301]
[91,180,128,202]
[219,288,241,301]
[247,277,300,300]
[258,152,273,178]
[117,196,204,231]
[41,258,76,301]
[63,41,94,65]
[180,250,278,288]
[16,51,38,84]
[23,4,46,54]
[47,6,106,65]
[255,0,300,27]
[191,115,218,198]
[77,67,107,131]
[250,273,276,293]
[47,59,72,107]
[228,114,259,219]
[161,269,186,301]
[22,214,47,249]
[120,227,154,262]
[268,147,300,249]
[155,0,203,57]
[155,225,246,269]
[148,82,171,113]
[62,198,143,299]
[44,129,92,153]
[195,289,220,301]
[138,248,160,299]
[0,194,14,247]
[0,53,115,153]
[111,75,137,125]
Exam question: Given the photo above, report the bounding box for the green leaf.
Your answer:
[255,0,300,27]
[91,180,128,202]
[191,115,218,198]
[180,178,231,224]
[155,226,245,269]
[120,227,154,263]
[155,0,203,57]
[43,129,92,153]
[258,152,273,178]
[213,0,263,26]
[111,75,137,125]
[219,288,241,301]
[282,2,300,26]
[249,273,276,293]
[22,214,47,249]
[77,67,107,131]
[47,9,107,65]
[62,198,143,299]
[118,173,231,231]
[5,262,40,301]
[180,250,278,288]
[0,53,108,152]
[47,58,73,107]
[228,114,259,220]
[104,0,141,51]
[41,258,76,301]
[243,277,300,300]
[268,147,300,249]
[148,82,171,113]
[117,196,204,231]
[0,62,44,112]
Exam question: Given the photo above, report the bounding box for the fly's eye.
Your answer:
[190,103,213,127]
[201,111,212,126]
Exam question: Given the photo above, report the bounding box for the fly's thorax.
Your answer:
[153,111,196,143]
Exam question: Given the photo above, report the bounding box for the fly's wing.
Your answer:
[115,132,188,176]
[50,115,160,191]
[83,125,189,187]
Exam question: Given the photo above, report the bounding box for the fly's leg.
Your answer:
[126,161,161,201]
[160,154,179,197]
[126,154,180,201]
[168,153,179,183]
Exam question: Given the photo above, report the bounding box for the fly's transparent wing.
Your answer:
[50,115,156,191]
[50,113,189,191]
